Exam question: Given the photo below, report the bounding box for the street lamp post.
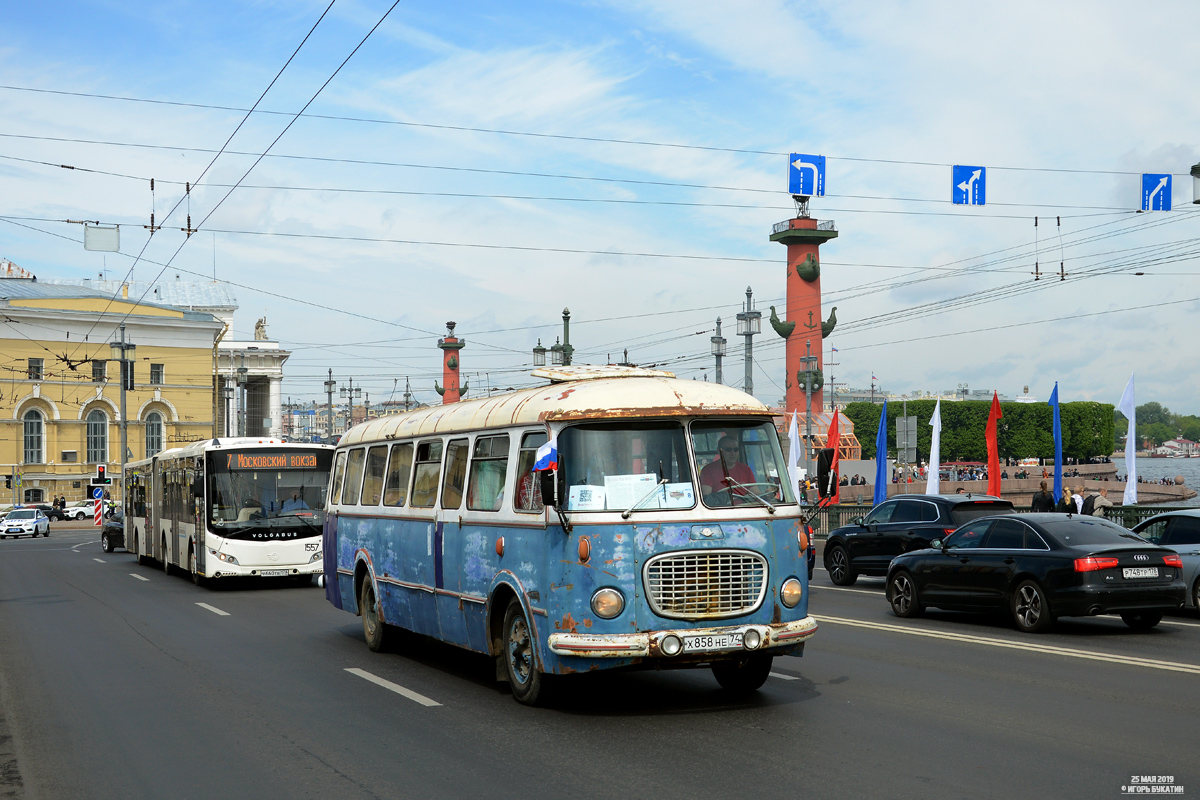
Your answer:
[236,351,248,437]
[340,378,361,430]
[534,308,575,366]
[735,287,761,395]
[710,317,726,385]
[323,369,336,442]
[108,324,136,499]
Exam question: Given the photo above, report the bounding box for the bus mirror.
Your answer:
[538,470,556,509]
[816,448,836,499]
[193,481,204,498]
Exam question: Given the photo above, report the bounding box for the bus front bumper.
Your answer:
[206,560,323,578]
[547,615,818,658]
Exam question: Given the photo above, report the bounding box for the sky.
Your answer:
[2,1,1199,414]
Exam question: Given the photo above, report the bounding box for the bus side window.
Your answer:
[342,448,367,506]
[383,442,413,507]
[329,451,347,507]
[467,435,509,511]
[513,431,548,513]
[441,439,469,510]
[410,440,443,508]
[360,445,388,506]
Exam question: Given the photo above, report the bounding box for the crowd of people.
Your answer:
[1029,481,1114,516]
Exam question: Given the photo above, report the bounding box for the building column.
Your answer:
[269,377,282,438]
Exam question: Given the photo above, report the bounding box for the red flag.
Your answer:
[986,391,1003,497]
[827,409,841,503]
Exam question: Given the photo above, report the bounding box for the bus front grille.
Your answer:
[643,550,768,620]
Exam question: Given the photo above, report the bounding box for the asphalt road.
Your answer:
[2,522,1198,800]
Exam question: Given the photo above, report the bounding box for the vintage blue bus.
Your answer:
[323,366,816,704]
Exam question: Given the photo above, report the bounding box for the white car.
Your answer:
[1,509,50,539]
[63,504,91,520]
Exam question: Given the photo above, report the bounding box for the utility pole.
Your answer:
[403,376,412,411]
[799,339,818,480]
[735,287,761,395]
[340,378,361,430]
[711,317,726,385]
[108,323,135,501]
[323,370,336,443]
[236,351,248,437]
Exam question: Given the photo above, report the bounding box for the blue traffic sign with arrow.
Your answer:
[952,165,986,205]
[1141,173,1172,211]
[789,153,825,197]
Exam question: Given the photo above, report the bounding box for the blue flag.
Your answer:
[874,400,889,506]
[1048,382,1062,502]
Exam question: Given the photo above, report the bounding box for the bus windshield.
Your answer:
[558,422,695,512]
[691,420,795,508]
[207,449,333,539]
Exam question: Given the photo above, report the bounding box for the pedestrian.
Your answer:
[1091,487,1114,517]
[1030,481,1055,512]
[1071,485,1085,514]
[1055,489,1075,514]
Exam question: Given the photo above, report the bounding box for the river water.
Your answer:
[1125,456,1200,507]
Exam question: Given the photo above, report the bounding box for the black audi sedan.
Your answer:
[885,513,1186,632]
[823,494,1014,586]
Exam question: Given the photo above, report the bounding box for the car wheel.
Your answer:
[1120,611,1162,630]
[826,544,857,586]
[711,654,773,694]
[102,533,113,553]
[503,598,546,705]
[888,570,923,618]
[1012,580,1053,633]
[1192,578,1200,612]
[360,577,389,653]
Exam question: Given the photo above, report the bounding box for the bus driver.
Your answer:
[699,435,755,500]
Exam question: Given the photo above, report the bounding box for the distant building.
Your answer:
[1156,437,1197,457]
[46,275,290,438]
[1,273,222,504]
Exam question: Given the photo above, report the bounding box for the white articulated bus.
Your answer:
[123,438,334,586]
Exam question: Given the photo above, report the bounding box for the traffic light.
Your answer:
[816,448,837,499]
[4,474,10,490]
[92,465,111,486]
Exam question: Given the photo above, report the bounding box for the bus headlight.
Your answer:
[780,578,803,608]
[210,548,239,566]
[590,588,625,619]
[660,634,683,656]
[309,551,322,563]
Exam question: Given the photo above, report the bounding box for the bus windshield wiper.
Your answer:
[621,478,669,519]
[722,478,777,514]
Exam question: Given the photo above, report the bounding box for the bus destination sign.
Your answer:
[225,452,319,470]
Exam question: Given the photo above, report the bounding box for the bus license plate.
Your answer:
[261,569,289,577]
[1123,567,1159,579]
[683,633,743,653]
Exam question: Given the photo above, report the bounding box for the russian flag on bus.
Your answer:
[534,435,558,471]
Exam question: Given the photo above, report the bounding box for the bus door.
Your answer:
[150,463,164,562]
[192,461,206,578]
[435,437,471,648]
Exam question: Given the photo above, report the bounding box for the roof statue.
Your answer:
[254,317,268,340]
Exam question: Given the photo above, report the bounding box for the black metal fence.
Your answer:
[807,502,1193,539]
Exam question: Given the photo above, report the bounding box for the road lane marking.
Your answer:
[93,558,106,563]
[196,603,230,617]
[345,668,441,707]
[814,615,1200,676]
[129,574,149,582]
[811,585,881,596]
[769,671,800,681]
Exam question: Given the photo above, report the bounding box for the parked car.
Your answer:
[886,513,1186,632]
[101,509,125,553]
[32,504,66,522]
[823,494,1015,585]
[63,502,92,520]
[1,509,51,539]
[1130,510,1200,611]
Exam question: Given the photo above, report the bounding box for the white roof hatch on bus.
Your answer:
[340,366,770,446]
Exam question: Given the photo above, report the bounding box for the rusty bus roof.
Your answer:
[340,373,770,446]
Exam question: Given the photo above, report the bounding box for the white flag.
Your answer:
[1116,373,1137,505]
[927,399,942,495]
[787,411,803,502]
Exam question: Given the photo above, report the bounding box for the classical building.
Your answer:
[1,274,223,504]
[46,275,290,440]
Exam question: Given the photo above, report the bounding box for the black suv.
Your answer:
[823,494,1015,585]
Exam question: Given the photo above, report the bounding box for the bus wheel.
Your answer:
[712,654,773,694]
[189,547,205,587]
[162,536,172,575]
[360,578,389,652]
[503,599,546,705]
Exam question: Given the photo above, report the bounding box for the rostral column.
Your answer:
[769,215,838,414]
